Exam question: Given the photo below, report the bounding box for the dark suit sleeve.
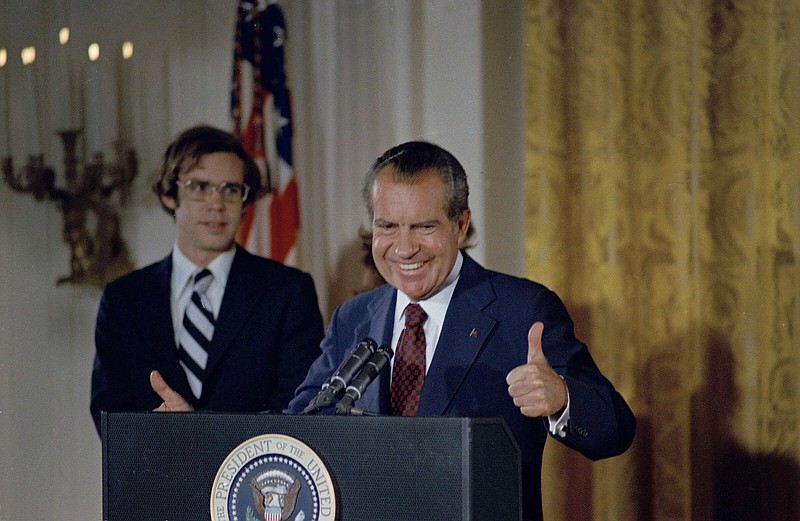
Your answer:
[265,271,324,412]
[90,284,136,435]
[556,373,636,460]
[534,288,636,459]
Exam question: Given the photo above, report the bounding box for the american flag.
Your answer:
[232,0,299,265]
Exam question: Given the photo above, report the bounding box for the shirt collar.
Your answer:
[171,245,236,296]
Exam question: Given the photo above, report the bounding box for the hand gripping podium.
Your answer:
[102,412,521,520]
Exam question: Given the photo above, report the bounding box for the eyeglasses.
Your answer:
[176,179,250,203]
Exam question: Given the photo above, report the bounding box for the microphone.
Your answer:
[335,344,394,415]
[303,338,377,414]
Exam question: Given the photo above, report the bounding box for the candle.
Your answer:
[117,40,133,139]
[85,42,101,153]
[21,46,43,153]
[0,48,10,156]
[59,26,77,129]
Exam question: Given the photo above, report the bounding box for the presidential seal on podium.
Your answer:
[211,434,336,521]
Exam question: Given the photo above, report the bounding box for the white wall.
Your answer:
[0,1,524,519]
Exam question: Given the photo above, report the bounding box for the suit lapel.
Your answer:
[203,248,260,380]
[417,253,498,416]
[147,255,197,401]
[355,286,397,414]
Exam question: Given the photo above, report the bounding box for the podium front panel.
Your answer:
[102,412,521,521]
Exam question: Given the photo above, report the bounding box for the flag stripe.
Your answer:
[232,0,299,265]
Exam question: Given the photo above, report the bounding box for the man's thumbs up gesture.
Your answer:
[506,322,568,418]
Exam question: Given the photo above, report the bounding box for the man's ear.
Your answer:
[456,209,471,245]
[160,194,178,211]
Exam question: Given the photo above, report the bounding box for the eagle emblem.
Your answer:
[250,469,301,521]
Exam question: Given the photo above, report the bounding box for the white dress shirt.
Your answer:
[169,245,235,347]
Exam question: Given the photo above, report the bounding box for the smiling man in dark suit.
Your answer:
[90,125,323,434]
[286,141,636,521]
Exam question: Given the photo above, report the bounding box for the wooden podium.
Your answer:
[102,412,521,520]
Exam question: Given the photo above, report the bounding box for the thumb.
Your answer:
[150,369,171,397]
[149,369,193,411]
[527,322,545,364]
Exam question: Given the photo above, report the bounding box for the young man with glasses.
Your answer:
[89,125,323,435]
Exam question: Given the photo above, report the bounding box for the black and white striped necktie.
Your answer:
[178,269,214,399]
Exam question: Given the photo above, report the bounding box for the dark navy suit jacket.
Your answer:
[91,246,323,433]
[288,252,635,520]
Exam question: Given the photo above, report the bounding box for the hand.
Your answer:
[506,322,568,418]
[150,370,194,412]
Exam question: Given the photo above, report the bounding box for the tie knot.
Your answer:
[404,303,427,328]
[194,269,213,293]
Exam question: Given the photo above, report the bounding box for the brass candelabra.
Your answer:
[3,129,138,287]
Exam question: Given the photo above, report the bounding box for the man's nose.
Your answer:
[393,230,419,257]
[207,186,226,206]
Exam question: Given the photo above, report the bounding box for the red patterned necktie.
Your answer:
[390,303,428,416]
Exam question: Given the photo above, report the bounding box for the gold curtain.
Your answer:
[525,1,800,519]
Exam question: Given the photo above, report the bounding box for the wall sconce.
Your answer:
[1,32,138,287]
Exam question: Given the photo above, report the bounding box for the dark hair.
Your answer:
[361,141,469,222]
[153,125,262,214]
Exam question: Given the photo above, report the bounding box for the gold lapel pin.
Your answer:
[469,328,478,338]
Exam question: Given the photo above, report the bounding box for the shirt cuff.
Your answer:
[547,375,570,438]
